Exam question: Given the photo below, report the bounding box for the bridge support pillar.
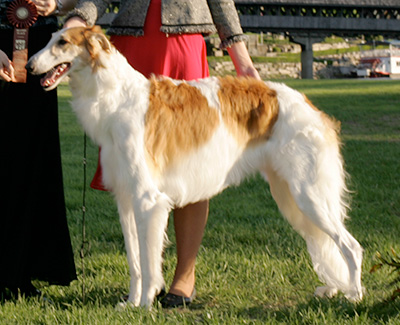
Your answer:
[289,33,324,79]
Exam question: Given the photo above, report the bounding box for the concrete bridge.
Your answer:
[98,0,400,79]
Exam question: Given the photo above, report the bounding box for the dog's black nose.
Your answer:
[25,60,33,74]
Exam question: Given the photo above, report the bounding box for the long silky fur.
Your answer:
[27,26,364,307]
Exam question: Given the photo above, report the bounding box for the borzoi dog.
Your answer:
[27,26,363,307]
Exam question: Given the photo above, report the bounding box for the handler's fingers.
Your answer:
[32,0,56,16]
[0,70,11,81]
[0,59,16,82]
[0,68,15,82]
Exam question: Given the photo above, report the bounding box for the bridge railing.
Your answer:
[235,2,400,37]
[236,4,400,20]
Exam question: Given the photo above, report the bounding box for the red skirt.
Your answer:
[90,0,210,190]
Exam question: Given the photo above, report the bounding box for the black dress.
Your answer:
[0,9,77,294]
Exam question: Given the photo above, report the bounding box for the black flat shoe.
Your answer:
[160,288,196,308]
[121,287,166,302]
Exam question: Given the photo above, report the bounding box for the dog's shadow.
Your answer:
[233,295,399,323]
[35,282,129,310]
[32,284,400,322]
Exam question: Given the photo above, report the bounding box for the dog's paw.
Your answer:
[344,286,364,303]
[115,302,128,312]
[115,301,137,311]
[314,286,338,299]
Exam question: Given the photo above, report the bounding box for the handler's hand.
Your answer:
[63,16,87,28]
[32,0,57,16]
[227,41,261,80]
[0,50,16,82]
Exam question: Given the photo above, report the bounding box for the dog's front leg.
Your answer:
[135,191,170,307]
[116,194,142,306]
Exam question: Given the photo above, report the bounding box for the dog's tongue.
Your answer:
[40,63,69,88]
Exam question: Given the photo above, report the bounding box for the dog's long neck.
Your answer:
[69,48,149,146]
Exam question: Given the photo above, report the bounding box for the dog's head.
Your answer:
[26,26,112,91]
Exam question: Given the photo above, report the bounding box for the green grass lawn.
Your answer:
[1,79,399,324]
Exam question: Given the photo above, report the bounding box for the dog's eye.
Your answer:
[58,39,68,46]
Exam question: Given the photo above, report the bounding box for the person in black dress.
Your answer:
[0,0,77,299]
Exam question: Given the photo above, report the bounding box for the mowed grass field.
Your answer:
[0,78,399,324]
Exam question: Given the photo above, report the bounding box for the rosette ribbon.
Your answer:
[7,0,38,83]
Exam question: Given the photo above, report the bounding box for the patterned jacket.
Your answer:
[66,0,247,49]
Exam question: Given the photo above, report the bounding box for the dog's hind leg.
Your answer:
[134,191,171,307]
[116,193,142,306]
[263,165,363,302]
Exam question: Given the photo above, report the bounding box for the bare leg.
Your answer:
[169,200,209,297]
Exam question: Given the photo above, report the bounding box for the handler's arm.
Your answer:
[227,41,260,80]
[207,0,260,80]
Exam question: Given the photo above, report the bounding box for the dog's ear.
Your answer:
[83,26,112,69]
[84,26,112,53]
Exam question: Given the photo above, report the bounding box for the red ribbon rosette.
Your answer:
[6,0,38,83]
[7,0,38,28]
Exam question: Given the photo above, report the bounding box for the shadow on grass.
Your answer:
[43,286,128,310]
[233,296,400,323]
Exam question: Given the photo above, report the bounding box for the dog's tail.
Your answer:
[262,86,363,301]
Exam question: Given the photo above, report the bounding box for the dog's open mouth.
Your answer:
[40,63,71,88]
